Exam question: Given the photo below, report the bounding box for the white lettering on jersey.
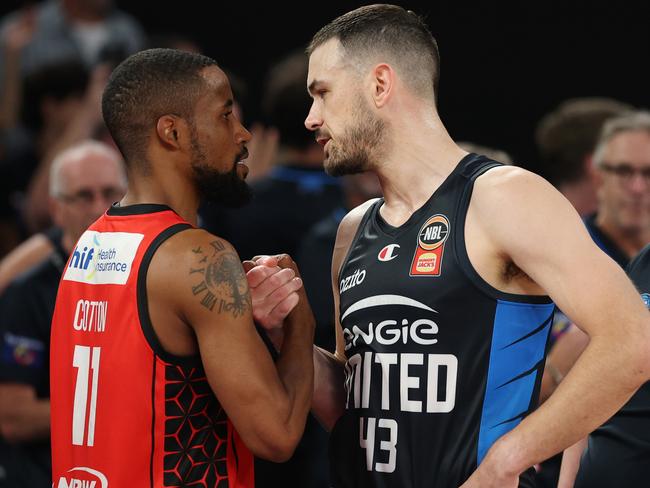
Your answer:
[341,295,439,350]
[340,269,367,294]
[360,417,398,473]
[57,466,107,488]
[345,351,458,414]
[72,300,108,333]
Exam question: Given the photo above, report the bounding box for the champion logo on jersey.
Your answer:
[378,244,400,261]
[410,214,450,277]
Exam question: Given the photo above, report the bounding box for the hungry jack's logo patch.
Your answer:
[410,214,450,277]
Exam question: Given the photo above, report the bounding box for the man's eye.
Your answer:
[223,111,232,119]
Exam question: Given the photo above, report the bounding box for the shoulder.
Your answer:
[152,228,240,273]
[471,165,567,219]
[148,228,249,315]
[336,198,380,244]
[468,165,591,257]
[474,165,555,198]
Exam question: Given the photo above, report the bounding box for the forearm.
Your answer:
[484,335,649,476]
[312,345,346,430]
[557,437,587,488]
[274,304,315,440]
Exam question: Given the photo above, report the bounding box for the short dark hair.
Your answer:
[262,49,313,149]
[308,4,440,100]
[535,97,634,187]
[102,48,217,165]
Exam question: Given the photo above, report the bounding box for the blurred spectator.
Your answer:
[534,100,636,487]
[585,110,650,266]
[0,58,89,251]
[537,110,650,488]
[0,0,145,92]
[0,140,125,487]
[536,97,633,216]
[17,60,110,234]
[0,0,142,242]
[0,230,58,295]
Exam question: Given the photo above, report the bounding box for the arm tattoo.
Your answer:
[189,240,251,316]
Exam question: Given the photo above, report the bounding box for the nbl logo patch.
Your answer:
[410,214,450,277]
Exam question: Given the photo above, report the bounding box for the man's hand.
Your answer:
[244,255,303,331]
[458,460,519,488]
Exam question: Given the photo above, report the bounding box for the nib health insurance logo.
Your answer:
[63,231,143,285]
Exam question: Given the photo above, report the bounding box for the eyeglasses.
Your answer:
[57,187,124,206]
[599,163,650,184]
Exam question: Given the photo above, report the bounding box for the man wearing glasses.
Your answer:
[0,140,125,487]
[586,110,650,268]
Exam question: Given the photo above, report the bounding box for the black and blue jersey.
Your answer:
[330,154,554,488]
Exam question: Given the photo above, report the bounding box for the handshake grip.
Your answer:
[243,254,315,340]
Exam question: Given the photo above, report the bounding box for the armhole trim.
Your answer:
[454,164,553,304]
[336,200,380,284]
[137,223,204,366]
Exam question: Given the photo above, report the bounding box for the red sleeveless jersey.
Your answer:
[50,204,254,488]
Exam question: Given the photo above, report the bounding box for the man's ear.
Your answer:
[371,63,394,108]
[156,115,182,149]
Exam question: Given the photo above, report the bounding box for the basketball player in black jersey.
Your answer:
[248,5,650,488]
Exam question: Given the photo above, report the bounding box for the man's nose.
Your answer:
[304,102,322,131]
[628,172,650,193]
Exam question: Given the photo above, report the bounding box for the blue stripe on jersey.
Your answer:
[477,300,555,464]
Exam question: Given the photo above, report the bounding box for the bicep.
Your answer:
[481,169,645,336]
[171,236,286,421]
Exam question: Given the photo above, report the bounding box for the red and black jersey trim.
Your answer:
[136,222,200,368]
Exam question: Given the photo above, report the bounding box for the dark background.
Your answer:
[4,1,650,174]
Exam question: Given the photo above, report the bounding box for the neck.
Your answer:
[374,107,466,225]
[595,214,650,258]
[119,165,200,226]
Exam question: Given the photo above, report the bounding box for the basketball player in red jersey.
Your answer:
[50,48,315,488]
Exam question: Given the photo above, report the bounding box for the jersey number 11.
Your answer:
[72,345,101,446]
